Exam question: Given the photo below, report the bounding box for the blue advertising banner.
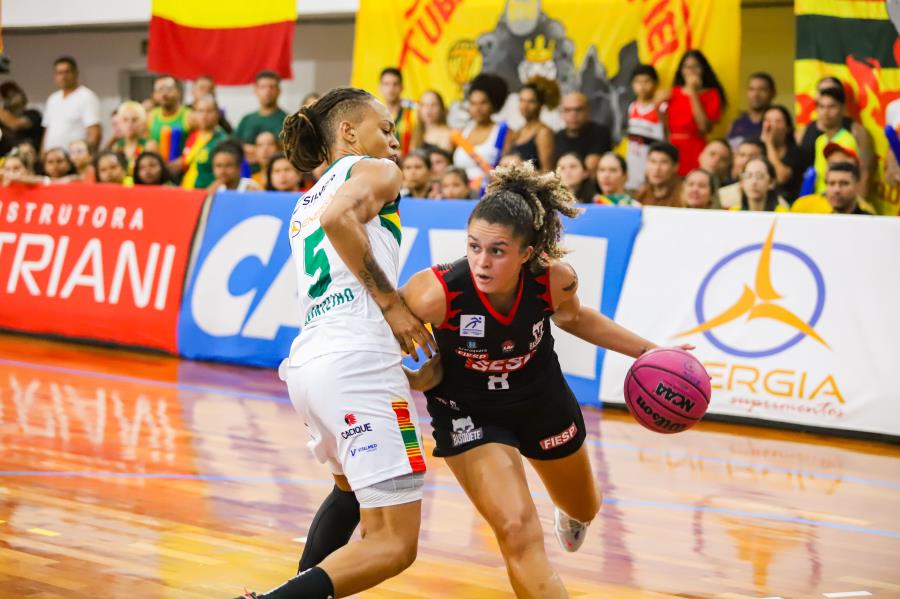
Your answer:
[178,191,299,367]
[178,193,642,406]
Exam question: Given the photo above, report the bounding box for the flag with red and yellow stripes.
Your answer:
[148,0,295,85]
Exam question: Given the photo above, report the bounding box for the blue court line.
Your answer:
[3,357,899,492]
[2,469,898,540]
[0,358,291,405]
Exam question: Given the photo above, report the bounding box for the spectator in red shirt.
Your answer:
[665,50,727,177]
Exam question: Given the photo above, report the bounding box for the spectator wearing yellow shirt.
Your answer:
[730,157,789,212]
[792,162,876,215]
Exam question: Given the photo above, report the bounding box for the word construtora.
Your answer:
[2,200,146,230]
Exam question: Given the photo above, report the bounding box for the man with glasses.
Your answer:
[553,92,611,175]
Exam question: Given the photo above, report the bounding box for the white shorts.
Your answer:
[281,351,427,494]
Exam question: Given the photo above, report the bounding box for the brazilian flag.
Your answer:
[795,0,900,215]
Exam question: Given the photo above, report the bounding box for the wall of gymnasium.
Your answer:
[2,3,794,141]
[2,21,357,138]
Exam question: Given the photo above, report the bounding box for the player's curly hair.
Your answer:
[470,161,583,273]
[281,86,375,172]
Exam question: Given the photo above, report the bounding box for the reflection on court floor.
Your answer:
[1,334,898,598]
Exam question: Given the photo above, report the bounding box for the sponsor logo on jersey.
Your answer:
[451,416,484,446]
[454,347,489,359]
[539,422,578,450]
[305,287,356,325]
[300,171,338,207]
[460,314,485,338]
[434,396,460,411]
[529,321,545,350]
[465,349,537,373]
[502,339,515,353]
[350,443,378,457]
[466,340,478,349]
[344,413,357,425]
[341,422,373,439]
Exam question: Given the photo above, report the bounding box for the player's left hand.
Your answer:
[402,353,443,392]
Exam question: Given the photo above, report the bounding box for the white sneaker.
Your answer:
[554,507,589,552]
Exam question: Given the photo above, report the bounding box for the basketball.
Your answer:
[623,348,711,434]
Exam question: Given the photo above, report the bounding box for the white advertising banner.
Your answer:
[600,208,900,436]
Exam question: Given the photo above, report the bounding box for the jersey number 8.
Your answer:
[487,372,510,391]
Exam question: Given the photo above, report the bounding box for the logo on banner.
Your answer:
[676,222,828,358]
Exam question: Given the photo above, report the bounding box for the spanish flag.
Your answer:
[148,0,295,85]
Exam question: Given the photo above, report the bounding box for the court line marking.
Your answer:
[823,593,872,598]
[4,357,900,492]
[840,576,900,592]
[27,527,60,537]
[1,470,899,541]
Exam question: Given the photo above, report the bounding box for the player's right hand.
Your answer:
[382,299,436,362]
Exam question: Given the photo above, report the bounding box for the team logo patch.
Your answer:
[502,339,515,353]
[460,314,485,338]
[451,416,484,447]
[344,413,356,425]
[539,422,578,451]
[466,340,478,349]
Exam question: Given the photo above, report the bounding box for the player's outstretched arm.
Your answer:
[548,261,658,359]
[320,159,435,359]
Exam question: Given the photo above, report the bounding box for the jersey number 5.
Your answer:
[304,228,332,299]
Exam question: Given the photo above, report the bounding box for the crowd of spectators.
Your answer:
[0,52,887,216]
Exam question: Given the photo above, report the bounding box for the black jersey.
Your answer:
[426,257,561,411]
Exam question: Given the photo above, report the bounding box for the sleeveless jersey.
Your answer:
[427,257,560,411]
[287,155,403,365]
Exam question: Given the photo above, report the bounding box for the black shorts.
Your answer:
[425,377,587,461]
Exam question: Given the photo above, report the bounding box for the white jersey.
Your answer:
[287,155,403,365]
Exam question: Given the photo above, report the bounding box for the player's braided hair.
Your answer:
[281,86,375,172]
[470,162,583,273]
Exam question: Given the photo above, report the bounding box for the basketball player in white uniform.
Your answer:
[235,87,438,599]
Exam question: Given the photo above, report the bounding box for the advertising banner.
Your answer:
[0,184,206,352]
[179,193,642,407]
[601,207,900,436]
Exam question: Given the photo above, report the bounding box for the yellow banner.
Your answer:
[152,0,295,29]
[352,0,740,136]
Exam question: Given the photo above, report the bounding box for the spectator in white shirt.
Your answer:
[42,56,101,154]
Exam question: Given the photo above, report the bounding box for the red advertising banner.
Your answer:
[0,184,206,352]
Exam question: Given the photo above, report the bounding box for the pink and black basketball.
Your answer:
[623,348,711,434]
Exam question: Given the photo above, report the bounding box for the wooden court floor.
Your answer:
[1,333,899,599]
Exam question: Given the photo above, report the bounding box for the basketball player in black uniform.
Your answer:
[291,161,688,598]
